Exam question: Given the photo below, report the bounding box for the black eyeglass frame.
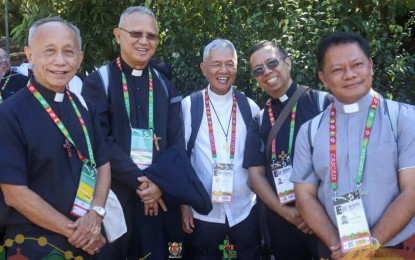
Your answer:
[118,27,159,41]
[251,56,286,77]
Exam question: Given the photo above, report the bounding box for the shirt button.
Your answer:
[137,105,141,109]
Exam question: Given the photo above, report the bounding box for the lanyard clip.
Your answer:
[355,184,362,195]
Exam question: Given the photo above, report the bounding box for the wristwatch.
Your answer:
[90,206,106,218]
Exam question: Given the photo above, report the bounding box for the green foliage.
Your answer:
[2,0,414,103]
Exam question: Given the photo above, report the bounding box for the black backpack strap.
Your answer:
[234,90,252,128]
[187,91,204,156]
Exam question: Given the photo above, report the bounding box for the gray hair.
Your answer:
[119,6,157,27]
[203,39,237,62]
[28,17,82,50]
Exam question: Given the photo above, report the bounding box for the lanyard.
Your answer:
[204,88,237,160]
[0,76,10,103]
[27,82,95,166]
[267,99,297,162]
[329,94,379,192]
[116,57,154,129]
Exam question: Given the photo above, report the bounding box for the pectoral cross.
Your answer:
[63,139,72,157]
[153,134,161,151]
[278,151,288,161]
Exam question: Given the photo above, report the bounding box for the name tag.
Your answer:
[333,190,372,252]
[211,163,234,203]
[130,128,153,170]
[71,163,97,217]
[271,163,295,204]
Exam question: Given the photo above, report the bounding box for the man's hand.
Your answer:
[67,211,104,251]
[181,205,194,234]
[83,233,106,255]
[144,198,167,216]
[330,242,343,260]
[280,206,312,234]
[136,176,162,203]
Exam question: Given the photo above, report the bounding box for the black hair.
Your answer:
[248,40,288,60]
[317,32,370,71]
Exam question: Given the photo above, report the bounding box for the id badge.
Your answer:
[71,163,97,217]
[333,190,372,252]
[271,163,295,204]
[130,128,153,170]
[211,163,234,203]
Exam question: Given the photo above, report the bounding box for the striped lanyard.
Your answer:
[27,82,95,166]
[204,88,237,160]
[0,76,10,103]
[267,99,297,162]
[116,57,154,129]
[329,94,379,192]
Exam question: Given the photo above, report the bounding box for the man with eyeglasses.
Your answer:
[243,40,332,260]
[0,48,29,104]
[82,6,184,260]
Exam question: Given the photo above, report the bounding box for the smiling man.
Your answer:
[82,6,184,260]
[243,40,332,260]
[0,17,110,258]
[291,32,415,260]
[181,39,261,259]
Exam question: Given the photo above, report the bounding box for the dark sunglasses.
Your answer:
[118,27,159,41]
[251,57,286,77]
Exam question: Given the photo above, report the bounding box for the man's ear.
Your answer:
[200,62,207,77]
[113,28,121,44]
[318,71,329,90]
[24,46,33,65]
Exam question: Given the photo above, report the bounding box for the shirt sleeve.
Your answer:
[0,108,28,185]
[243,113,265,169]
[397,103,415,171]
[290,121,319,185]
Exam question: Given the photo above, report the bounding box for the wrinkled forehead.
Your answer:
[121,12,159,32]
[0,49,8,58]
[32,22,78,47]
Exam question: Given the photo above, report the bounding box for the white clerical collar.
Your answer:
[279,94,289,102]
[54,92,65,102]
[207,84,233,100]
[343,103,359,113]
[131,69,143,77]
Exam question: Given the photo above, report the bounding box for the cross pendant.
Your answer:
[63,139,72,157]
[153,134,161,151]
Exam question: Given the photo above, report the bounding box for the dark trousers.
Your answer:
[264,206,327,260]
[137,201,184,260]
[183,204,261,260]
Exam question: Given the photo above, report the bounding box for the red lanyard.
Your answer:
[204,88,237,159]
[329,94,379,192]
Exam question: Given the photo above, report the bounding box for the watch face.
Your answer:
[93,206,106,216]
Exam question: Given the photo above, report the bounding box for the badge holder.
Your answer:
[211,162,234,203]
[333,190,372,253]
[130,128,154,170]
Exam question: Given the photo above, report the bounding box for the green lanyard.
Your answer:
[267,99,297,162]
[27,82,95,166]
[329,94,379,192]
[116,57,154,129]
[0,76,10,104]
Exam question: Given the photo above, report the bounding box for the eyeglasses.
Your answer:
[118,27,159,41]
[0,55,10,64]
[251,57,286,77]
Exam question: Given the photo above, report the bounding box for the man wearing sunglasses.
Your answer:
[243,40,332,260]
[82,6,184,260]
